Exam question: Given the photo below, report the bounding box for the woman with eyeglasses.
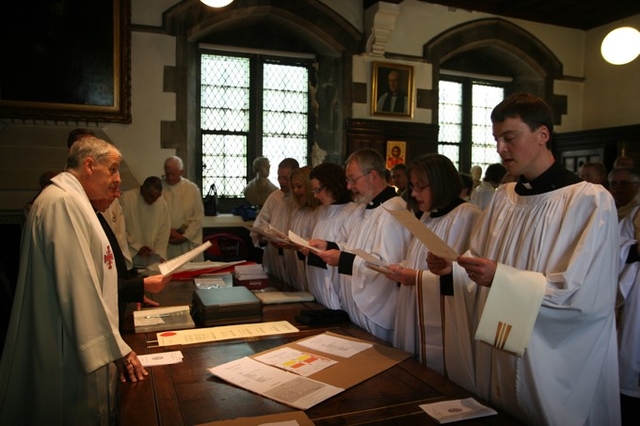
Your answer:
[303,163,358,309]
[384,153,482,394]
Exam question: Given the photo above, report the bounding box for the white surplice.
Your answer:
[339,196,412,343]
[0,172,131,425]
[251,189,296,284]
[163,177,204,260]
[617,206,640,399]
[462,181,620,425]
[120,188,172,264]
[394,202,482,393]
[284,206,318,290]
[307,202,359,309]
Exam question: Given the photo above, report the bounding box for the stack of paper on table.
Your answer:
[133,305,195,333]
[420,398,497,423]
[208,331,411,410]
[233,264,269,289]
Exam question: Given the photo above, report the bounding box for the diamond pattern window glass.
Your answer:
[200,53,310,198]
[438,77,504,174]
[471,84,503,172]
[262,63,308,183]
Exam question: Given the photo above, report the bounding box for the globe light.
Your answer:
[601,26,640,65]
[201,0,234,8]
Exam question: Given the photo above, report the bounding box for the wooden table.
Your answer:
[119,280,523,425]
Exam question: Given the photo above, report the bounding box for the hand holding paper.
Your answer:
[288,230,322,253]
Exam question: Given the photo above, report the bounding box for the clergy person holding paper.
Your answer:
[428,93,620,425]
[313,149,411,343]
[383,154,482,395]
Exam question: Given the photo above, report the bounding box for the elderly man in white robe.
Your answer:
[428,93,620,425]
[0,137,147,425]
[163,156,204,260]
[313,149,411,343]
[120,175,171,267]
[251,158,299,283]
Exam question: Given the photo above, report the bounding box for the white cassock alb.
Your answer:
[394,202,482,392]
[162,177,204,260]
[0,172,131,425]
[119,188,171,265]
[284,206,318,291]
[338,191,411,343]
[307,202,359,309]
[617,205,640,399]
[101,197,133,269]
[251,189,296,284]
[469,180,495,210]
[461,181,620,425]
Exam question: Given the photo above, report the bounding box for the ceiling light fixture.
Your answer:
[601,26,640,65]
[201,0,234,8]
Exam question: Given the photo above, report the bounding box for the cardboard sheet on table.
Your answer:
[251,331,411,390]
[383,207,459,261]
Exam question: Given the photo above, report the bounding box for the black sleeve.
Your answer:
[338,251,356,276]
[440,273,454,296]
[118,276,145,303]
[626,244,640,264]
[307,252,327,269]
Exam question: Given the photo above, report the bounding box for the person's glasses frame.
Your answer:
[346,171,371,185]
[409,183,431,193]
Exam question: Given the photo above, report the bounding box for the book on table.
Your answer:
[133,305,195,333]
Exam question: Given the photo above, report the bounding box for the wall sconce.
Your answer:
[601,26,640,65]
[201,0,234,7]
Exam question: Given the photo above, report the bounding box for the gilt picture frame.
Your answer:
[0,0,131,123]
[371,62,413,118]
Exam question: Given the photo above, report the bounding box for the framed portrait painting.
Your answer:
[371,62,414,118]
[386,141,406,170]
[0,0,131,123]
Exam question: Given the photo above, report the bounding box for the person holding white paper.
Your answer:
[283,166,319,290]
[428,93,620,425]
[251,158,299,283]
[305,163,358,309]
[313,149,411,343]
[384,154,482,394]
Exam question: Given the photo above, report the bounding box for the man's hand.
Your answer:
[427,252,452,276]
[143,274,172,293]
[118,351,148,383]
[308,239,328,251]
[384,264,417,286]
[138,246,153,257]
[317,249,341,267]
[457,256,497,287]
[169,229,187,244]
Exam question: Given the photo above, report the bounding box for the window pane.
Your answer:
[263,63,308,182]
[438,80,463,166]
[471,84,503,171]
[201,54,250,196]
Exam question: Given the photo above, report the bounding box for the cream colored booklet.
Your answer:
[420,398,497,423]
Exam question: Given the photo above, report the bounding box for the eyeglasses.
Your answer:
[346,171,371,185]
[311,185,326,194]
[409,183,430,193]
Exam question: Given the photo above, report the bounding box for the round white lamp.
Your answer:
[201,0,234,8]
[601,26,640,65]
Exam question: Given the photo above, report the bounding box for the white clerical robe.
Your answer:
[251,189,296,284]
[0,172,131,425]
[120,188,171,264]
[163,177,204,260]
[617,206,640,399]
[284,206,318,291]
[339,196,411,343]
[462,182,620,425]
[394,202,482,393]
[307,202,359,309]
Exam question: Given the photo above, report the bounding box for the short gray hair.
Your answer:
[66,137,121,170]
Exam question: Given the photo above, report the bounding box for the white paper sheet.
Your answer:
[156,321,299,346]
[208,357,343,410]
[138,350,184,367]
[254,347,337,377]
[297,333,372,358]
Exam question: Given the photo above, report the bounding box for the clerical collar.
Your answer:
[515,161,581,196]
[366,186,398,209]
[431,197,466,218]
